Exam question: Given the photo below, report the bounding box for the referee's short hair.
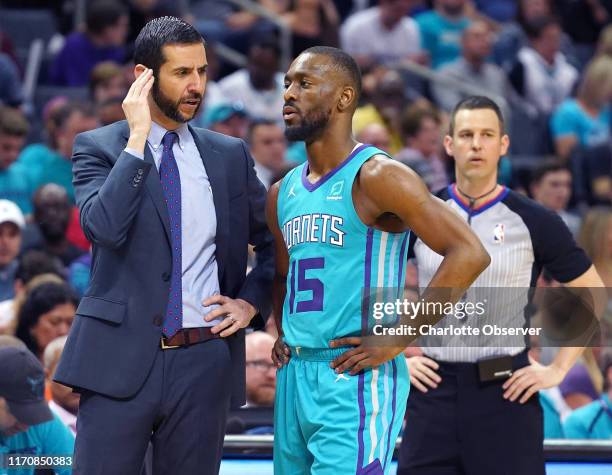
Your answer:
[448,96,505,136]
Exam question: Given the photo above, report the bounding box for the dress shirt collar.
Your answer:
[148,121,191,152]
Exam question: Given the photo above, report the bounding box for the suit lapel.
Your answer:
[189,126,229,282]
[121,123,171,245]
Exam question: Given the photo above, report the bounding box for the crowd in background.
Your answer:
[0,0,611,453]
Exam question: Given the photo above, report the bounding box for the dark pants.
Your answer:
[398,352,545,475]
[73,338,232,475]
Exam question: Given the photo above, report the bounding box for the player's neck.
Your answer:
[306,133,357,177]
[454,176,501,208]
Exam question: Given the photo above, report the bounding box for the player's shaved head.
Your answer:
[283,47,362,143]
[300,46,362,106]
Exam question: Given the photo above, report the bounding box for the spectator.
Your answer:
[0,53,23,108]
[127,0,183,44]
[396,105,448,191]
[0,251,65,336]
[89,61,127,105]
[0,107,32,214]
[68,252,91,298]
[23,185,85,269]
[281,0,340,58]
[550,56,612,162]
[473,0,516,23]
[508,16,578,117]
[192,0,279,57]
[0,346,74,475]
[529,161,581,236]
[0,201,24,302]
[204,102,250,140]
[245,331,276,407]
[18,102,99,204]
[15,281,77,361]
[355,123,392,154]
[96,96,125,126]
[559,363,600,410]
[578,207,612,289]
[43,336,78,435]
[433,21,511,113]
[49,0,129,86]
[563,349,612,439]
[340,0,422,69]
[493,0,575,71]
[539,390,565,438]
[248,119,287,189]
[353,69,408,154]
[416,0,472,69]
[217,37,285,124]
[558,0,612,63]
[595,23,612,58]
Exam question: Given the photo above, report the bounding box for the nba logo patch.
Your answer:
[493,223,505,244]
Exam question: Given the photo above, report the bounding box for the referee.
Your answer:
[398,96,605,475]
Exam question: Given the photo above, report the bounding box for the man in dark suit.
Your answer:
[54,16,273,475]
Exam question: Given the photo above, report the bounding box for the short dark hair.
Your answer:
[249,34,281,58]
[15,282,78,355]
[448,95,504,136]
[134,16,204,75]
[0,106,29,137]
[247,118,278,144]
[15,251,65,285]
[86,0,128,36]
[401,105,440,139]
[530,160,570,186]
[524,16,560,41]
[301,46,362,102]
[49,101,96,131]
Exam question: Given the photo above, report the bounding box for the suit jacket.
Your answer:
[54,120,274,407]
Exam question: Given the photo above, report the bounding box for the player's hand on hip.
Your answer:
[203,295,257,337]
[502,360,566,404]
[123,68,154,146]
[272,338,290,368]
[407,356,441,393]
[329,337,404,376]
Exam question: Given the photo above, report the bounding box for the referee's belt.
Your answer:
[161,327,220,349]
[429,350,530,383]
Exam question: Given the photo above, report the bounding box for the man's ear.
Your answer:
[443,135,454,157]
[500,134,510,156]
[133,64,147,80]
[338,86,356,112]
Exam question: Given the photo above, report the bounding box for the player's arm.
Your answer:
[331,158,490,374]
[358,157,491,292]
[266,181,291,367]
[504,265,606,403]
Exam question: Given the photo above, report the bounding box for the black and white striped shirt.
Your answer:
[409,185,591,362]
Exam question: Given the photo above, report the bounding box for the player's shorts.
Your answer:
[274,346,409,475]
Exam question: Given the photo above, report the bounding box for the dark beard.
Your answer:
[284,108,331,143]
[152,79,202,123]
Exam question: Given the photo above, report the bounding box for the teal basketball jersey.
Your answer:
[277,144,411,348]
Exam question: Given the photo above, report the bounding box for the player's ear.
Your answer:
[338,86,356,112]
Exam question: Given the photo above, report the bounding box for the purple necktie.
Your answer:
[160,131,182,337]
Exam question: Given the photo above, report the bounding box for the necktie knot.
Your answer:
[162,131,178,150]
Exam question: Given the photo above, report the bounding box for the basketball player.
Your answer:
[267,47,490,474]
